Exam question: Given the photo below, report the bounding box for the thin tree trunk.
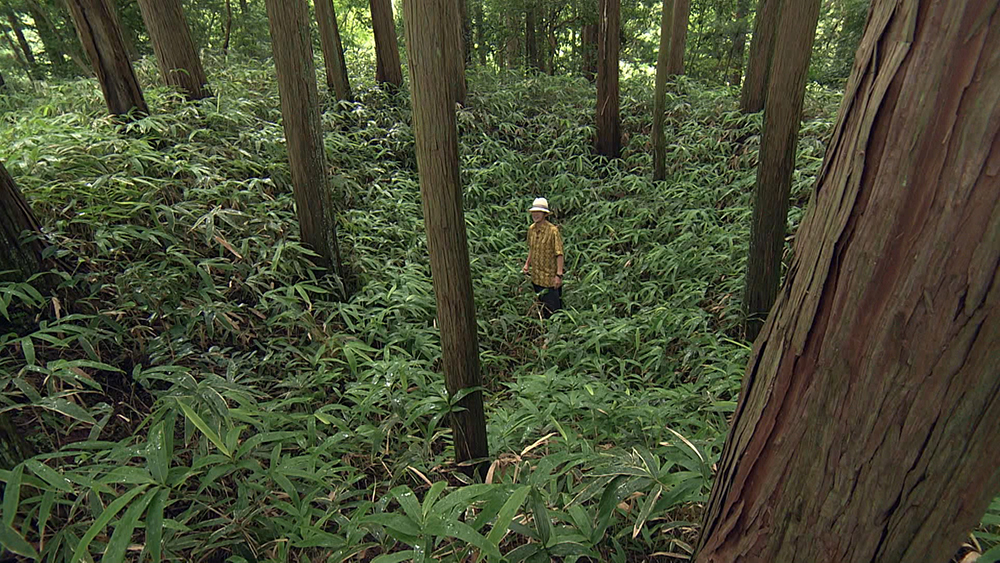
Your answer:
[474,0,485,66]
[729,0,749,85]
[582,23,597,81]
[370,0,402,87]
[652,0,674,181]
[666,0,689,75]
[402,0,488,475]
[740,0,780,113]
[5,9,36,66]
[743,0,820,340]
[459,0,470,65]
[504,11,519,69]
[315,0,352,101]
[595,0,620,159]
[698,2,1000,561]
[264,0,345,280]
[525,5,537,70]
[137,0,211,100]
[222,0,232,54]
[0,162,44,283]
[66,0,148,116]
[24,0,69,71]
[1,28,32,79]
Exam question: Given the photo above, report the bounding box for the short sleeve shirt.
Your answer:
[527,220,564,287]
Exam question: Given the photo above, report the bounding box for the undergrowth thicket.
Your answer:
[0,53,996,563]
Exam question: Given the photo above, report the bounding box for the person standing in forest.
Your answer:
[522,197,564,318]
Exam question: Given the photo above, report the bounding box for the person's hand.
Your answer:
[522,263,529,275]
[553,275,563,289]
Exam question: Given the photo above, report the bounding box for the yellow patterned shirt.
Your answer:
[527,220,564,287]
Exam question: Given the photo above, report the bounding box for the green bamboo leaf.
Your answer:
[71,485,148,563]
[421,481,448,519]
[2,464,22,527]
[371,550,417,563]
[176,400,230,457]
[485,485,530,546]
[529,487,551,546]
[20,336,35,365]
[103,486,157,563]
[390,485,421,525]
[38,490,55,544]
[424,516,502,561]
[632,484,663,539]
[0,521,38,559]
[38,397,97,424]
[146,488,166,563]
[146,421,169,484]
[25,459,74,492]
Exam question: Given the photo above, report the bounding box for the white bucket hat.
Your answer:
[529,197,550,213]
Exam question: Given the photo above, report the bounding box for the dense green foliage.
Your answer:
[0,9,997,563]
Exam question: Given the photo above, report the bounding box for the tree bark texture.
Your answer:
[739,0,780,113]
[264,0,344,278]
[525,5,538,70]
[6,9,37,65]
[370,0,402,87]
[504,11,519,69]
[595,0,620,159]
[0,162,44,283]
[582,23,597,81]
[315,0,352,101]
[698,2,1000,562]
[743,0,820,340]
[24,0,69,71]
[652,0,674,181]
[666,0,689,75]
[66,0,148,116]
[223,0,232,54]
[402,0,489,472]
[729,0,750,85]
[452,0,467,104]
[137,0,211,101]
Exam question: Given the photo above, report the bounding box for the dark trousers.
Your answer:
[533,284,562,318]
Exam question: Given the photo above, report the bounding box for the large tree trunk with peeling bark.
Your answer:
[743,0,820,340]
[595,0,620,159]
[137,0,211,100]
[739,0,780,113]
[264,0,344,280]
[370,0,402,87]
[402,0,488,474]
[315,0,352,102]
[66,0,148,116]
[696,2,1000,562]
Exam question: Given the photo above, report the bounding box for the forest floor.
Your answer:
[1,54,996,562]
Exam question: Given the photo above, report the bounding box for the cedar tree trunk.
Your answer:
[698,2,1000,562]
[743,0,820,340]
[264,0,344,279]
[137,0,211,100]
[525,4,538,70]
[666,0,689,75]
[0,162,44,283]
[729,0,749,85]
[652,0,674,181]
[595,0,620,158]
[370,0,402,87]
[66,0,148,116]
[582,22,597,81]
[402,0,488,474]
[739,0,780,113]
[315,0,353,101]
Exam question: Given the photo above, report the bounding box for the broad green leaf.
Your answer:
[632,484,663,539]
[25,459,74,492]
[37,398,97,424]
[486,485,530,546]
[146,421,170,484]
[176,400,231,457]
[421,481,448,519]
[2,464,22,527]
[71,485,149,563]
[146,488,166,563]
[371,550,417,563]
[0,522,38,559]
[529,487,551,546]
[424,516,502,561]
[103,486,157,563]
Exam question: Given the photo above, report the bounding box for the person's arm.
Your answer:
[553,228,565,288]
[522,250,531,275]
